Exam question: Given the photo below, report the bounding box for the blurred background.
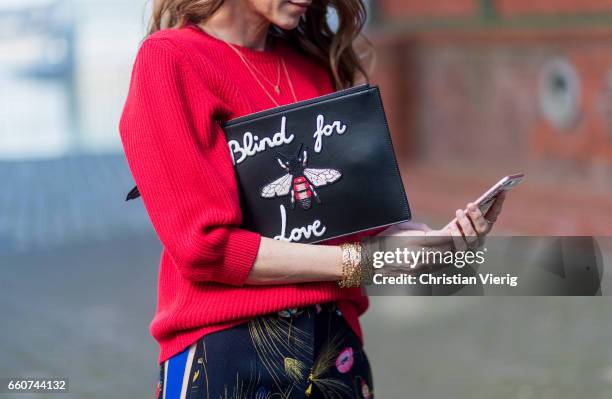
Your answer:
[1,0,612,398]
[372,0,612,234]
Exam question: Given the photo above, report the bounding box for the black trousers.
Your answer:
[157,303,373,398]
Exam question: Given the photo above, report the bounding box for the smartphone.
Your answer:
[446,173,525,227]
[474,173,524,214]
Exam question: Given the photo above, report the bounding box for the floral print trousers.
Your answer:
[156,303,374,399]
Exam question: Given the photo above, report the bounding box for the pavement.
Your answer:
[0,234,160,399]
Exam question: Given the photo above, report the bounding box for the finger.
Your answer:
[467,203,488,235]
[449,224,467,252]
[442,218,456,231]
[456,209,478,246]
[485,192,506,222]
[463,204,481,235]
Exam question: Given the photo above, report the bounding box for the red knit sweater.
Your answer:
[120,25,370,364]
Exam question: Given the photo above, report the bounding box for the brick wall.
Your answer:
[369,28,612,234]
[377,0,612,19]
[369,0,612,235]
[376,31,612,167]
[496,0,612,16]
[378,0,477,18]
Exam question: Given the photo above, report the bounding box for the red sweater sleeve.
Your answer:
[119,37,261,286]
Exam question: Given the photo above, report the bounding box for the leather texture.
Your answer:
[223,84,411,243]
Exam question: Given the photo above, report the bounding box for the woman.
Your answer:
[119,0,505,397]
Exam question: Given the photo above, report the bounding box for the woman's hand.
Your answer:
[369,193,505,275]
[374,193,507,272]
[444,192,506,250]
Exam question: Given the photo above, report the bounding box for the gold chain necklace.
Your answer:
[225,41,298,107]
[197,24,298,106]
[227,42,282,94]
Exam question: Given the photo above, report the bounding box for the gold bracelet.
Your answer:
[338,242,364,288]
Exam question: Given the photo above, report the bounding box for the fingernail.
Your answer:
[468,203,477,211]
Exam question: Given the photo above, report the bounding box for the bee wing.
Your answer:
[303,168,342,187]
[261,174,292,198]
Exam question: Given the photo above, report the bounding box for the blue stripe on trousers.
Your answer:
[165,347,189,399]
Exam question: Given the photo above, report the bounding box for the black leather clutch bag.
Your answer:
[127,84,411,243]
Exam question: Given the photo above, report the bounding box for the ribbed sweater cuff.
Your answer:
[215,229,261,286]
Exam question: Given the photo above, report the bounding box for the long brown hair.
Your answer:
[149,0,369,89]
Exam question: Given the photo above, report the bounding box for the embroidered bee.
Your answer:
[260,144,342,210]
